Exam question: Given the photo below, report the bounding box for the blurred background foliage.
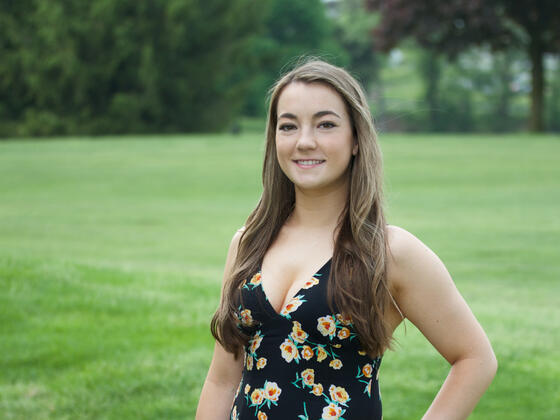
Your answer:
[1,0,559,137]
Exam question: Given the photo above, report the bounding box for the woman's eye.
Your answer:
[319,121,336,129]
[278,124,296,132]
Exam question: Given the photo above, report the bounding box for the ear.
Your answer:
[352,143,358,156]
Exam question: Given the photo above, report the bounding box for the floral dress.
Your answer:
[231,258,383,420]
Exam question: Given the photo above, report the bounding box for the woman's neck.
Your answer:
[287,182,349,232]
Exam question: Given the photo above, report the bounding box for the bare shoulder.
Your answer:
[385,224,449,294]
[230,226,246,249]
[386,224,433,268]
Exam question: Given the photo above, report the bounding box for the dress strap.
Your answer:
[388,290,405,320]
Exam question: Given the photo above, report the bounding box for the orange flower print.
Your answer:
[302,277,320,289]
[301,368,315,386]
[249,331,263,354]
[337,327,350,340]
[312,383,324,396]
[231,405,238,420]
[240,309,253,327]
[336,313,353,326]
[251,388,264,405]
[257,411,268,420]
[321,403,343,419]
[302,345,314,360]
[316,345,327,362]
[329,359,343,370]
[263,381,282,402]
[280,338,300,363]
[280,295,305,317]
[246,355,253,371]
[250,273,262,285]
[362,363,373,378]
[329,385,350,405]
[317,315,336,339]
[256,357,267,370]
[244,384,251,394]
[290,321,308,344]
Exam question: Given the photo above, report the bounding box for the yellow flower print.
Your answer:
[240,309,253,327]
[302,345,314,360]
[231,405,238,420]
[249,331,263,354]
[303,277,320,289]
[336,313,353,326]
[312,383,324,396]
[329,359,343,370]
[316,345,327,362]
[367,379,372,397]
[317,315,336,339]
[376,368,380,380]
[256,357,267,370]
[362,363,373,378]
[244,384,251,394]
[246,355,253,371]
[263,381,282,402]
[290,321,308,344]
[250,273,262,285]
[337,327,350,340]
[301,368,315,386]
[251,388,264,405]
[321,403,343,419]
[257,411,268,420]
[329,385,350,405]
[358,349,367,356]
[280,338,299,363]
[280,295,305,317]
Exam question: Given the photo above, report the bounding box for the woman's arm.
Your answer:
[387,226,497,420]
[196,229,245,420]
[196,342,243,419]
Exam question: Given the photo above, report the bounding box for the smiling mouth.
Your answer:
[294,159,325,167]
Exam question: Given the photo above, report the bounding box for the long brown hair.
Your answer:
[211,58,392,358]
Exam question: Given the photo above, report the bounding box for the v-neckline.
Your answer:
[258,257,332,317]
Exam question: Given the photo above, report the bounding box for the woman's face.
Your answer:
[275,81,357,194]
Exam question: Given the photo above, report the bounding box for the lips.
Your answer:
[293,159,325,169]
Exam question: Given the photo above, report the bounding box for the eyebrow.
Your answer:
[278,110,341,120]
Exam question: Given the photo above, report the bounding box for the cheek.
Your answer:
[275,139,291,171]
[275,138,291,160]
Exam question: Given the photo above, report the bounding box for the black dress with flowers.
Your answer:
[230,258,383,420]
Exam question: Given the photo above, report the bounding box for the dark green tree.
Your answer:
[332,0,383,100]
[0,0,267,137]
[242,0,347,117]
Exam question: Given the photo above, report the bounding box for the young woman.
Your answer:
[196,59,497,420]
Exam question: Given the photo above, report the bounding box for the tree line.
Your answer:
[1,0,559,137]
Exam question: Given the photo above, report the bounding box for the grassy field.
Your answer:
[1,132,559,419]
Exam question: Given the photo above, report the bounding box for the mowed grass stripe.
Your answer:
[0,133,558,419]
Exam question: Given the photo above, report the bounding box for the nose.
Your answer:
[296,125,317,151]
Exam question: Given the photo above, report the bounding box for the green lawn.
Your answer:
[1,133,558,419]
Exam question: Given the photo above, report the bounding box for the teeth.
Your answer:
[297,160,324,165]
